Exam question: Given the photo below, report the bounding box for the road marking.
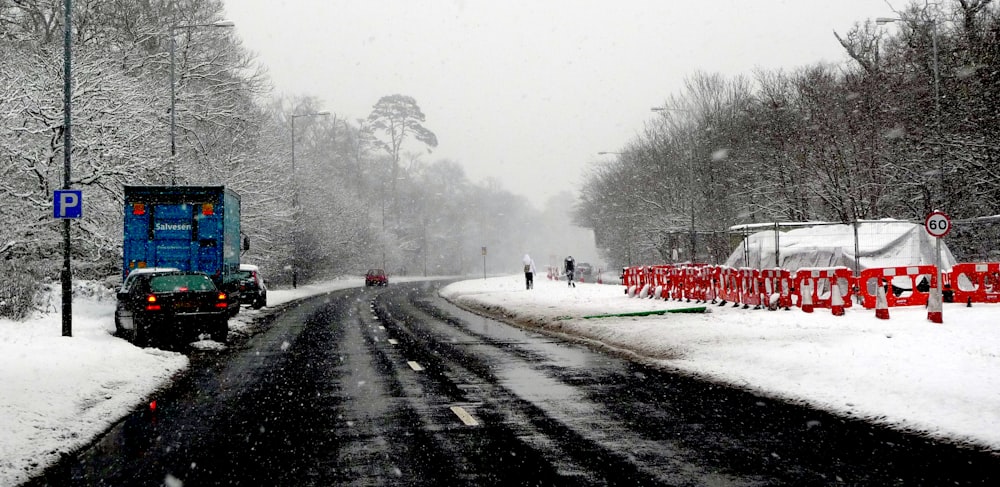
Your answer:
[378,325,385,331]
[388,339,399,345]
[407,361,424,371]
[450,406,479,426]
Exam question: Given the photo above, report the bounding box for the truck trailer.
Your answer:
[122,185,244,316]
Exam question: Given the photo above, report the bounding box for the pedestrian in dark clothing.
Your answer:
[564,256,576,288]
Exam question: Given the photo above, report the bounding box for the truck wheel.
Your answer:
[211,319,229,344]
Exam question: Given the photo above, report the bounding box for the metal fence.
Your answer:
[950,216,1000,263]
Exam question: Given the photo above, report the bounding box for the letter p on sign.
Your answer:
[54,189,83,219]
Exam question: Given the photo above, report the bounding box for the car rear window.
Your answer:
[149,274,217,292]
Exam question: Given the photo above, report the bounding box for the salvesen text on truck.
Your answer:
[122,185,246,316]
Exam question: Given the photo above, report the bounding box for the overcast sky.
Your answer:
[222,0,899,208]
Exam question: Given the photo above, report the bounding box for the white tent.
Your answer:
[725,220,957,272]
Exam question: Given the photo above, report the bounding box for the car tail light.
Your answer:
[215,293,228,308]
[145,294,161,311]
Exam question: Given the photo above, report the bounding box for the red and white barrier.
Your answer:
[758,268,792,310]
[858,265,936,309]
[793,267,855,310]
[618,260,1000,324]
[949,262,1000,304]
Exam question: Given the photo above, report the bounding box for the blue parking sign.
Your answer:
[54,189,83,219]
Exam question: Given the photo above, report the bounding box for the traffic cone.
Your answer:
[780,279,792,310]
[927,289,943,324]
[875,285,890,319]
[830,283,845,316]
[800,281,814,313]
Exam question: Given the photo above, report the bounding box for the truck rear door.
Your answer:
[151,203,196,270]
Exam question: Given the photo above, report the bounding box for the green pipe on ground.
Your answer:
[583,307,707,319]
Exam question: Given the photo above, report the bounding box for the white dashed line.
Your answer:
[449,406,479,426]
[407,361,424,371]
[387,339,399,345]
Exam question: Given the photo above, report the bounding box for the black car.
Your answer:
[114,269,230,347]
[236,264,267,309]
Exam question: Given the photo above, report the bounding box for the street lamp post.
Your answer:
[169,19,235,185]
[876,15,943,208]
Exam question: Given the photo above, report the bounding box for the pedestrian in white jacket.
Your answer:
[522,254,536,290]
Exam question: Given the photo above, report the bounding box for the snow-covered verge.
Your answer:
[440,274,1000,454]
[0,278,363,486]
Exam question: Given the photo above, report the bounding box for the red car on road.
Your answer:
[365,269,388,287]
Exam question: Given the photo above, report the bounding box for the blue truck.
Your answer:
[122,185,244,316]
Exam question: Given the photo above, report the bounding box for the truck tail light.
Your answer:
[145,295,161,311]
[132,203,146,215]
[202,203,214,216]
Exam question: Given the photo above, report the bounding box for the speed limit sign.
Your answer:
[924,211,952,238]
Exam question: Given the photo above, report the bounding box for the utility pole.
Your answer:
[61,0,73,337]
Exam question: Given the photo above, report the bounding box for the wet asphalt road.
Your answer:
[27,280,1000,486]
